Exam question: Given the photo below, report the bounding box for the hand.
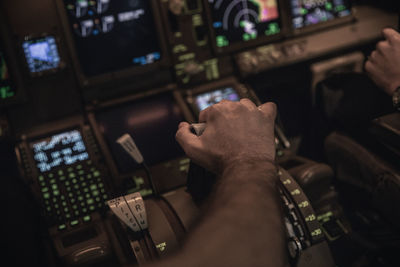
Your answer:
[365,28,400,96]
[176,99,277,174]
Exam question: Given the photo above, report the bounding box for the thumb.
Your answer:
[175,122,202,158]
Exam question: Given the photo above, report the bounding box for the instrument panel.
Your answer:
[0,1,398,267]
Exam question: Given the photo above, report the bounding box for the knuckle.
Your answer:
[376,41,385,50]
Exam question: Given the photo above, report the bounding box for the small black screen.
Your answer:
[95,94,185,174]
[290,0,351,29]
[193,87,240,112]
[63,0,162,76]
[30,130,89,173]
[22,36,61,74]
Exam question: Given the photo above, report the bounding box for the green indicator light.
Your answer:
[83,215,91,222]
[335,5,346,12]
[0,85,14,99]
[43,192,50,199]
[93,170,100,177]
[301,8,308,15]
[92,190,99,196]
[53,190,60,196]
[58,224,66,230]
[243,33,250,41]
[265,23,280,36]
[216,35,229,47]
[41,187,49,193]
[140,189,153,197]
[70,220,79,227]
[325,2,333,10]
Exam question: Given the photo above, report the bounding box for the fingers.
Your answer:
[240,98,257,110]
[175,122,202,157]
[382,28,399,43]
[258,102,277,121]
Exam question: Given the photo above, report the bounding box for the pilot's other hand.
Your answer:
[365,28,400,96]
[176,99,277,174]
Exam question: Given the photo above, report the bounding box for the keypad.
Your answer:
[37,160,109,230]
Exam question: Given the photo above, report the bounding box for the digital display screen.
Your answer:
[31,130,89,173]
[63,0,162,76]
[194,87,240,112]
[95,94,185,174]
[208,0,281,48]
[290,0,351,29]
[0,45,16,100]
[22,36,61,74]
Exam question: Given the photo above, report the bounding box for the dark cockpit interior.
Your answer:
[1,0,399,266]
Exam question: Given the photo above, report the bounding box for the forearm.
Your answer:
[151,161,286,267]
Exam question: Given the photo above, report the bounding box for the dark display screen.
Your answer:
[95,94,185,174]
[63,0,162,76]
[290,0,351,29]
[22,36,61,74]
[194,87,240,112]
[30,130,89,173]
[208,0,281,48]
[0,45,16,100]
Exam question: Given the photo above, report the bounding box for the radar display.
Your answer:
[208,0,281,48]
